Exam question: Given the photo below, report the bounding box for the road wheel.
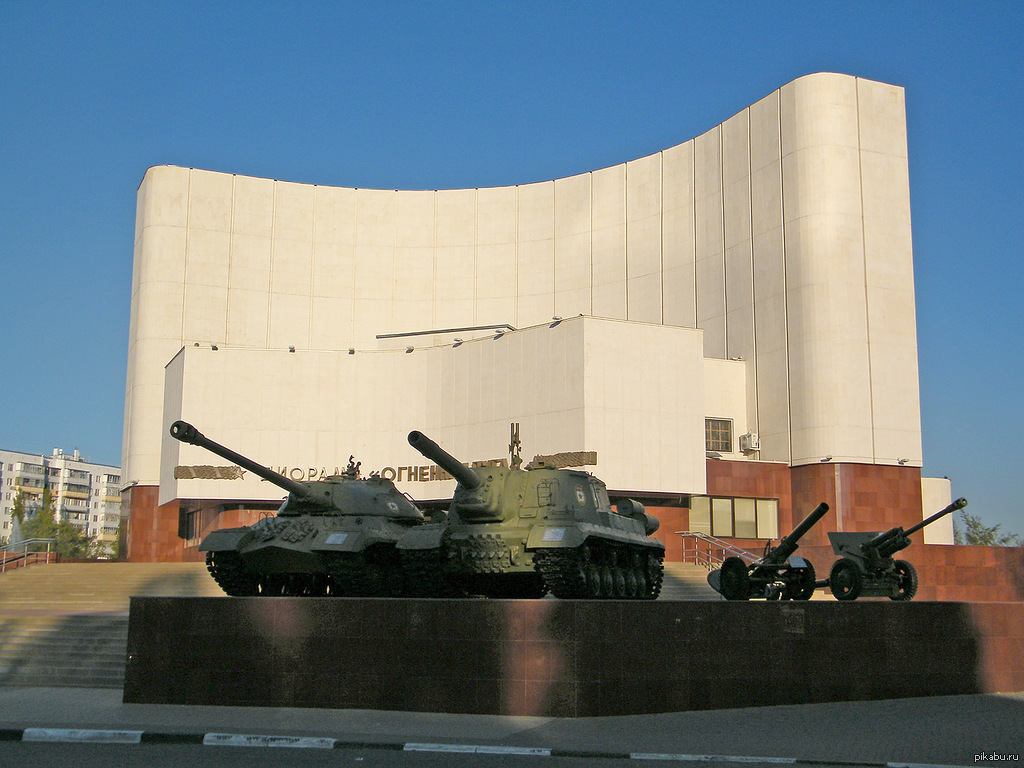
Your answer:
[890,559,918,601]
[719,556,750,601]
[829,558,863,601]
[585,563,602,598]
[794,561,817,601]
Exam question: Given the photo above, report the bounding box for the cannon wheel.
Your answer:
[718,557,751,600]
[890,559,918,601]
[793,561,817,601]
[829,558,863,601]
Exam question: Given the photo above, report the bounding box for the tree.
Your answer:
[20,487,100,558]
[954,510,1023,547]
[11,489,27,524]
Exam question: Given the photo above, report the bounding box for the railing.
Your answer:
[677,531,759,570]
[0,538,58,573]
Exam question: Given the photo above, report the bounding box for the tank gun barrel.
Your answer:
[169,420,317,502]
[763,502,829,564]
[407,431,482,490]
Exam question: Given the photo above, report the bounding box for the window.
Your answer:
[705,418,732,453]
[687,496,779,539]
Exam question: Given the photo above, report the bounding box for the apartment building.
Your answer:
[0,447,122,555]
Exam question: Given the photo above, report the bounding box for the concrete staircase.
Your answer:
[0,558,764,689]
[659,561,722,601]
[0,562,220,688]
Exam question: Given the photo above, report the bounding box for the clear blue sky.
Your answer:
[1,2,1021,534]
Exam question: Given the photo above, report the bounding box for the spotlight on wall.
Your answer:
[348,348,355,355]
[453,338,463,347]
[550,316,563,327]
[405,346,414,353]
[493,331,505,340]
[210,344,218,351]
[897,458,908,465]
[820,455,832,462]
[288,346,295,353]
[705,451,722,460]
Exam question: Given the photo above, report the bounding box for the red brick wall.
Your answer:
[181,506,275,561]
[645,506,687,561]
[126,485,276,563]
[125,485,183,563]
[800,543,1024,603]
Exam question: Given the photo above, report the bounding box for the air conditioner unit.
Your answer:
[739,432,760,452]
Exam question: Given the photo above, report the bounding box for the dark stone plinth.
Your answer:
[123,597,1024,716]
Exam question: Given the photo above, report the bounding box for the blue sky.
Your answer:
[1,2,1021,534]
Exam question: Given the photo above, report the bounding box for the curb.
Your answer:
[2,727,976,767]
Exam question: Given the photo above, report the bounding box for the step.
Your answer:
[0,562,217,690]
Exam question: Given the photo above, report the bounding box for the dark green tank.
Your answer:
[169,421,425,596]
[397,431,665,599]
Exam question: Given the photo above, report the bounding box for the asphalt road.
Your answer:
[0,742,942,768]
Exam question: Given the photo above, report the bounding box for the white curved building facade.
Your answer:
[123,73,938,561]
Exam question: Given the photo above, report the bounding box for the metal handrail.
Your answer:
[676,531,759,570]
[0,538,57,573]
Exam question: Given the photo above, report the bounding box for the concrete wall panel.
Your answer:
[127,73,923,496]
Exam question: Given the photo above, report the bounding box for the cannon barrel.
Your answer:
[407,431,482,490]
[169,420,317,501]
[903,497,967,538]
[763,502,829,563]
[862,497,968,553]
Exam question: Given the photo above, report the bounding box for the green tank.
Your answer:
[397,430,665,599]
[169,421,426,596]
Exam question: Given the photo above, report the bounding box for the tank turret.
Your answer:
[169,420,425,596]
[397,429,665,599]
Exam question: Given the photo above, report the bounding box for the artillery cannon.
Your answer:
[827,497,968,601]
[397,430,666,599]
[708,502,829,601]
[169,420,425,597]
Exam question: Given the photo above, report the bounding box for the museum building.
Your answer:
[124,72,971,573]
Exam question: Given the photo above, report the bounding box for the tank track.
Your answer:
[400,548,461,598]
[205,551,259,596]
[323,548,405,597]
[533,543,663,599]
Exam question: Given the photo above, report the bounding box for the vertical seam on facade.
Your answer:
[691,141,697,328]
[474,188,479,326]
[660,151,665,325]
[746,108,758,438]
[267,181,276,349]
[623,162,629,320]
[720,125,728,358]
[182,170,192,345]
[778,89,793,466]
[432,190,438,330]
[855,79,877,462]
[350,189,358,334]
[227,175,236,346]
[552,180,557,319]
[393,189,398,335]
[309,186,317,350]
[514,185,520,329]
[589,171,594,316]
